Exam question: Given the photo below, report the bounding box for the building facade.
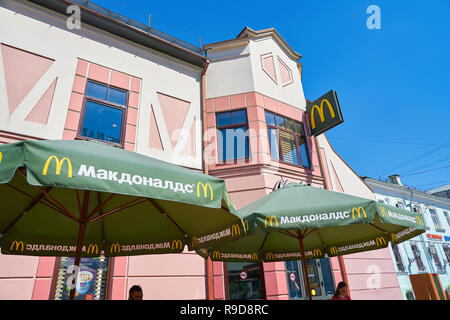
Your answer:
[0,0,403,300]
[364,176,450,299]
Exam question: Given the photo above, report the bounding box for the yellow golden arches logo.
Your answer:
[265,252,275,261]
[212,250,221,259]
[416,216,424,226]
[330,246,339,255]
[231,224,240,237]
[379,206,388,217]
[251,253,258,261]
[243,220,249,232]
[313,249,322,257]
[10,241,24,252]
[376,237,386,246]
[87,244,98,255]
[391,234,398,243]
[42,155,73,178]
[171,240,183,250]
[191,236,198,248]
[310,99,336,130]
[0,152,2,164]
[352,207,367,219]
[264,216,279,228]
[110,243,121,254]
[197,182,213,201]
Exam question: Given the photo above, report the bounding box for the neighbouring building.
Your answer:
[428,184,450,200]
[363,175,450,299]
[0,0,403,300]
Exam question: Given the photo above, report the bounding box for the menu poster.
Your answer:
[54,256,109,300]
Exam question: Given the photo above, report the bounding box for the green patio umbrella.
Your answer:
[0,140,246,299]
[197,182,426,300]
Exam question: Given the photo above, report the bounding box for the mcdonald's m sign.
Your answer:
[197,182,213,201]
[110,243,121,254]
[306,90,344,136]
[10,241,24,252]
[42,155,73,178]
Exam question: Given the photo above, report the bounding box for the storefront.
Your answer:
[0,0,403,300]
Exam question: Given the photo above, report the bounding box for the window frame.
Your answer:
[76,80,129,148]
[428,208,442,230]
[215,109,250,164]
[265,111,311,169]
[410,241,426,272]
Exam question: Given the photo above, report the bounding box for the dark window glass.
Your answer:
[298,135,311,168]
[275,114,286,128]
[216,110,249,162]
[86,81,107,100]
[81,101,124,144]
[227,262,264,300]
[107,87,127,106]
[217,112,231,127]
[231,109,247,125]
[392,245,406,272]
[285,261,302,299]
[265,111,276,126]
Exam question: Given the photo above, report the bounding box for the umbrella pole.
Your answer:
[69,190,90,300]
[297,231,313,301]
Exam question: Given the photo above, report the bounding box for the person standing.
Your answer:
[128,285,143,300]
[331,282,351,300]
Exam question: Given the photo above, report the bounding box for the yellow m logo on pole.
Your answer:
[197,182,213,201]
[310,99,336,130]
[42,155,73,178]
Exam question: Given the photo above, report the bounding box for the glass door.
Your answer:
[285,258,335,300]
[227,262,265,300]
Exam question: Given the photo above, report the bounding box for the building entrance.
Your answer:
[285,258,335,300]
[226,262,265,300]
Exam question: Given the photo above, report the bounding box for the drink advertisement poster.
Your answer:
[55,257,109,300]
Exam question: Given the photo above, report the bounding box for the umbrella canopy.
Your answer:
[0,140,246,299]
[197,182,427,299]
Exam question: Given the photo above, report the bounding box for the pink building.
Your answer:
[0,0,402,300]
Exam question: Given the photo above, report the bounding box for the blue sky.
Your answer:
[92,0,450,192]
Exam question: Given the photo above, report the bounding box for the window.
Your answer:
[429,209,441,229]
[395,202,404,209]
[216,110,249,163]
[226,262,264,300]
[410,241,426,272]
[78,81,128,146]
[428,244,444,272]
[265,111,311,168]
[443,245,450,265]
[391,245,406,272]
[443,211,450,227]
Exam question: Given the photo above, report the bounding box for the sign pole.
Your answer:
[297,230,312,300]
[69,190,90,300]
